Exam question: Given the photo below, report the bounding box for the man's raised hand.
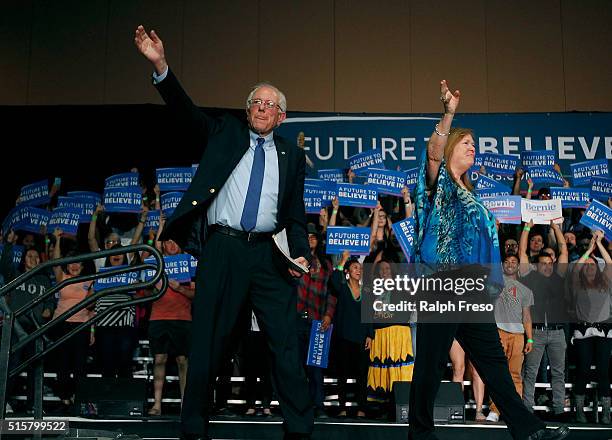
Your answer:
[134,25,167,74]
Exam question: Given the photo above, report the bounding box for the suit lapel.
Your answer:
[227,128,251,174]
[274,134,288,215]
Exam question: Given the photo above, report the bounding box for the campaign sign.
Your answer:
[326,226,371,255]
[304,196,325,214]
[304,179,337,201]
[306,320,333,368]
[105,172,140,189]
[18,180,50,207]
[317,169,345,183]
[404,168,419,191]
[161,192,184,216]
[336,183,378,208]
[481,196,522,224]
[391,218,416,260]
[549,187,591,209]
[366,169,407,196]
[571,159,610,186]
[57,196,96,223]
[526,167,564,185]
[156,167,194,192]
[521,151,556,169]
[475,186,511,199]
[143,254,192,283]
[0,244,24,268]
[591,177,612,202]
[348,150,384,176]
[67,191,102,205]
[580,199,612,241]
[189,255,198,278]
[103,187,142,213]
[47,208,81,236]
[470,154,484,172]
[475,175,511,192]
[144,210,160,235]
[482,153,520,176]
[16,207,50,234]
[94,265,140,291]
[521,198,563,225]
[2,206,27,233]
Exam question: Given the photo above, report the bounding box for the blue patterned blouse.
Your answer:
[413,151,502,285]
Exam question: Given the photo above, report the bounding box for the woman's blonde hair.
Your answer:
[444,127,475,191]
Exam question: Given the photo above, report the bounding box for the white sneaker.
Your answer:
[486,411,499,422]
[6,402,14,414]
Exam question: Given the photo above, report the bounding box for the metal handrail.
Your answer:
[0,244,168,421]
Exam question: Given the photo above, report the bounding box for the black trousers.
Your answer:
[408,322,545,440]
[53,322,90,401]
[95,326,136,378]
[574,336,611,396]
[181,231,313,437]
[336,338,369,412]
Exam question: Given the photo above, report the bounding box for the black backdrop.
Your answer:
[0,104,246,222]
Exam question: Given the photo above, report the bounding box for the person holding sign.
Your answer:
[135,25,312,439]
[145,211,195,417]
[93,244,139,379]
[50,228,94,414]
[408,81,567,440]
[568,231,611,424]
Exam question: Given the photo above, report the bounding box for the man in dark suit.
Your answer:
[135,26,313,440]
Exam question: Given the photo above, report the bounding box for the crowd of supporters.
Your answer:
[0,163,610,426]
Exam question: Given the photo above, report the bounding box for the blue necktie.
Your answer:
[240,137,266,231]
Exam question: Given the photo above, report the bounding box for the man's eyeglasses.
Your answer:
[105,239,119,245]
[505,243,518,248]
[248,98,283,111]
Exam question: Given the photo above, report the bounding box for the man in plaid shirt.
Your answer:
[296,223,337,418]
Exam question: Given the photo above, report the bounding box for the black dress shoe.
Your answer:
[526,425,570,440]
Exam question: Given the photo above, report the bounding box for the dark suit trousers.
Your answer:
[408,322,545,440]
[181,230,313,437]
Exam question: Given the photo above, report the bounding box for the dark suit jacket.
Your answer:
[156,69,309,262]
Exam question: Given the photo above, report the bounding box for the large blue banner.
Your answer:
[276,113,611,178]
